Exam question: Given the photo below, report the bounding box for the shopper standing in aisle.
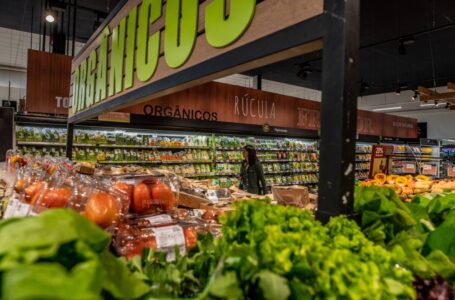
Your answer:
[240,145,267,195]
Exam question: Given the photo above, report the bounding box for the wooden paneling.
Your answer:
[26,49,72,115]
[122,82,419,139]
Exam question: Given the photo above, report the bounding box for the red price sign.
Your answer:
[422,164,437,176]
[448,166,455,177]
[403,163,417,174]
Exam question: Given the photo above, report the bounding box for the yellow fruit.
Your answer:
[374,173,386,185]
[386,175,398,184]
[416,175,430,182]
[395,176,408,186]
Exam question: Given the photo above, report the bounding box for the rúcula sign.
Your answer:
[71,0,257,114]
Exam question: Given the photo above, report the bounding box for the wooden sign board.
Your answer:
[69,0,324,122]
[122,82,419,138]
[26,50,72,115]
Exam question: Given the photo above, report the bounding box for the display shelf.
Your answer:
[216,147,317,152]
[265,170,318,175]
[96,160,162,164]
[355,168,370,171]
[355,159,370,162]
[17,141,66,147]
[161,160,212,164]
[267,181,318,187]
[74,144,210,149]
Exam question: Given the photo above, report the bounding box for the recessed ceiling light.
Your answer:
[45,12,55,23]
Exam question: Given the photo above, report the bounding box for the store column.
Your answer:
[317,0,360,222]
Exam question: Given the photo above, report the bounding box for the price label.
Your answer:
[422,164,437,176]
[152,225,186,261]
[448,166,455,177]
[403,163,416,174]
[3,196,19,219]
[14,202,31,217]
[206,190,219,203]
[145,214,173,226]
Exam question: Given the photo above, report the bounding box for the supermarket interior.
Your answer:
[0,0,455,299]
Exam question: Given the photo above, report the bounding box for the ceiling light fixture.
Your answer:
[372,106,402,112]
[45,11,55,23]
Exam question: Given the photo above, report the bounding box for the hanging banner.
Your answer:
[123,82,419,138]
[69,0,324,122]
[26,50,72,115]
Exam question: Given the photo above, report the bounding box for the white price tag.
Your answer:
[423,164,432,170]
[145,214,172,226]
[14,202,31,217]
[206,190,219,203]
[406,164,415,169]
[152,225,186,261]
[3,196,19,219]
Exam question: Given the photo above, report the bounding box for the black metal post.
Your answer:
[66,123,74,159]
[317,0,360,223]
[30,5,34,49]
[66,3,70,55]
[72,0,77,56]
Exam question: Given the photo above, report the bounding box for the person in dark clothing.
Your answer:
[239,145,267,195]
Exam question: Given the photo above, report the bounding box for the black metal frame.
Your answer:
[67,0,361,220]
[316,0,360,222]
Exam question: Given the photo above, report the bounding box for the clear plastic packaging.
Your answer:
[109,173,180,215]
[66,175,128,230]
[114,221,197,261]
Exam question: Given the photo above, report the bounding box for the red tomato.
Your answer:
[113,181,134,209]
[132,182,153,214]
[39,188,72,208]
[85,192,120,228]
[14,178,25,193]
[25,181,45,203]
[150,182,176,211]
[184,227,198,249]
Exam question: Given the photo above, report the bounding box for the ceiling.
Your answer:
[0,0,121,43]
[0,0,454,99]
[246,0,455,96]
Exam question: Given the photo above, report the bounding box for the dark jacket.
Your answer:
[240,161,267,195]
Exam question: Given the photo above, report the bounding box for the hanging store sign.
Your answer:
[26,50,72,115]
[69,0,324,121]
[123,82,419,139]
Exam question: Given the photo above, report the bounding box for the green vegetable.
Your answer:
[355,187,455,286]
[0,209,149,299]
[133,200,416,299]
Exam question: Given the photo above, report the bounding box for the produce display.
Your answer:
[128,200,416,299]
[1,150,455,299]
[0,209,149,299]
[355,187,455,292]
[360,173,455,199]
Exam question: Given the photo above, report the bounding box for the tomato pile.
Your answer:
[6,154,204,260]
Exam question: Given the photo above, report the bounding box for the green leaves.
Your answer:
[355,187,455,285]
[255,271,290,300]
[0,209,149,300]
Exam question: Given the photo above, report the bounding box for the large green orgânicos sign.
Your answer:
[72,0,256,114]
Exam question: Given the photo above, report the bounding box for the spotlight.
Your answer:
[411,90,419,101]
[45,11,55,23]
